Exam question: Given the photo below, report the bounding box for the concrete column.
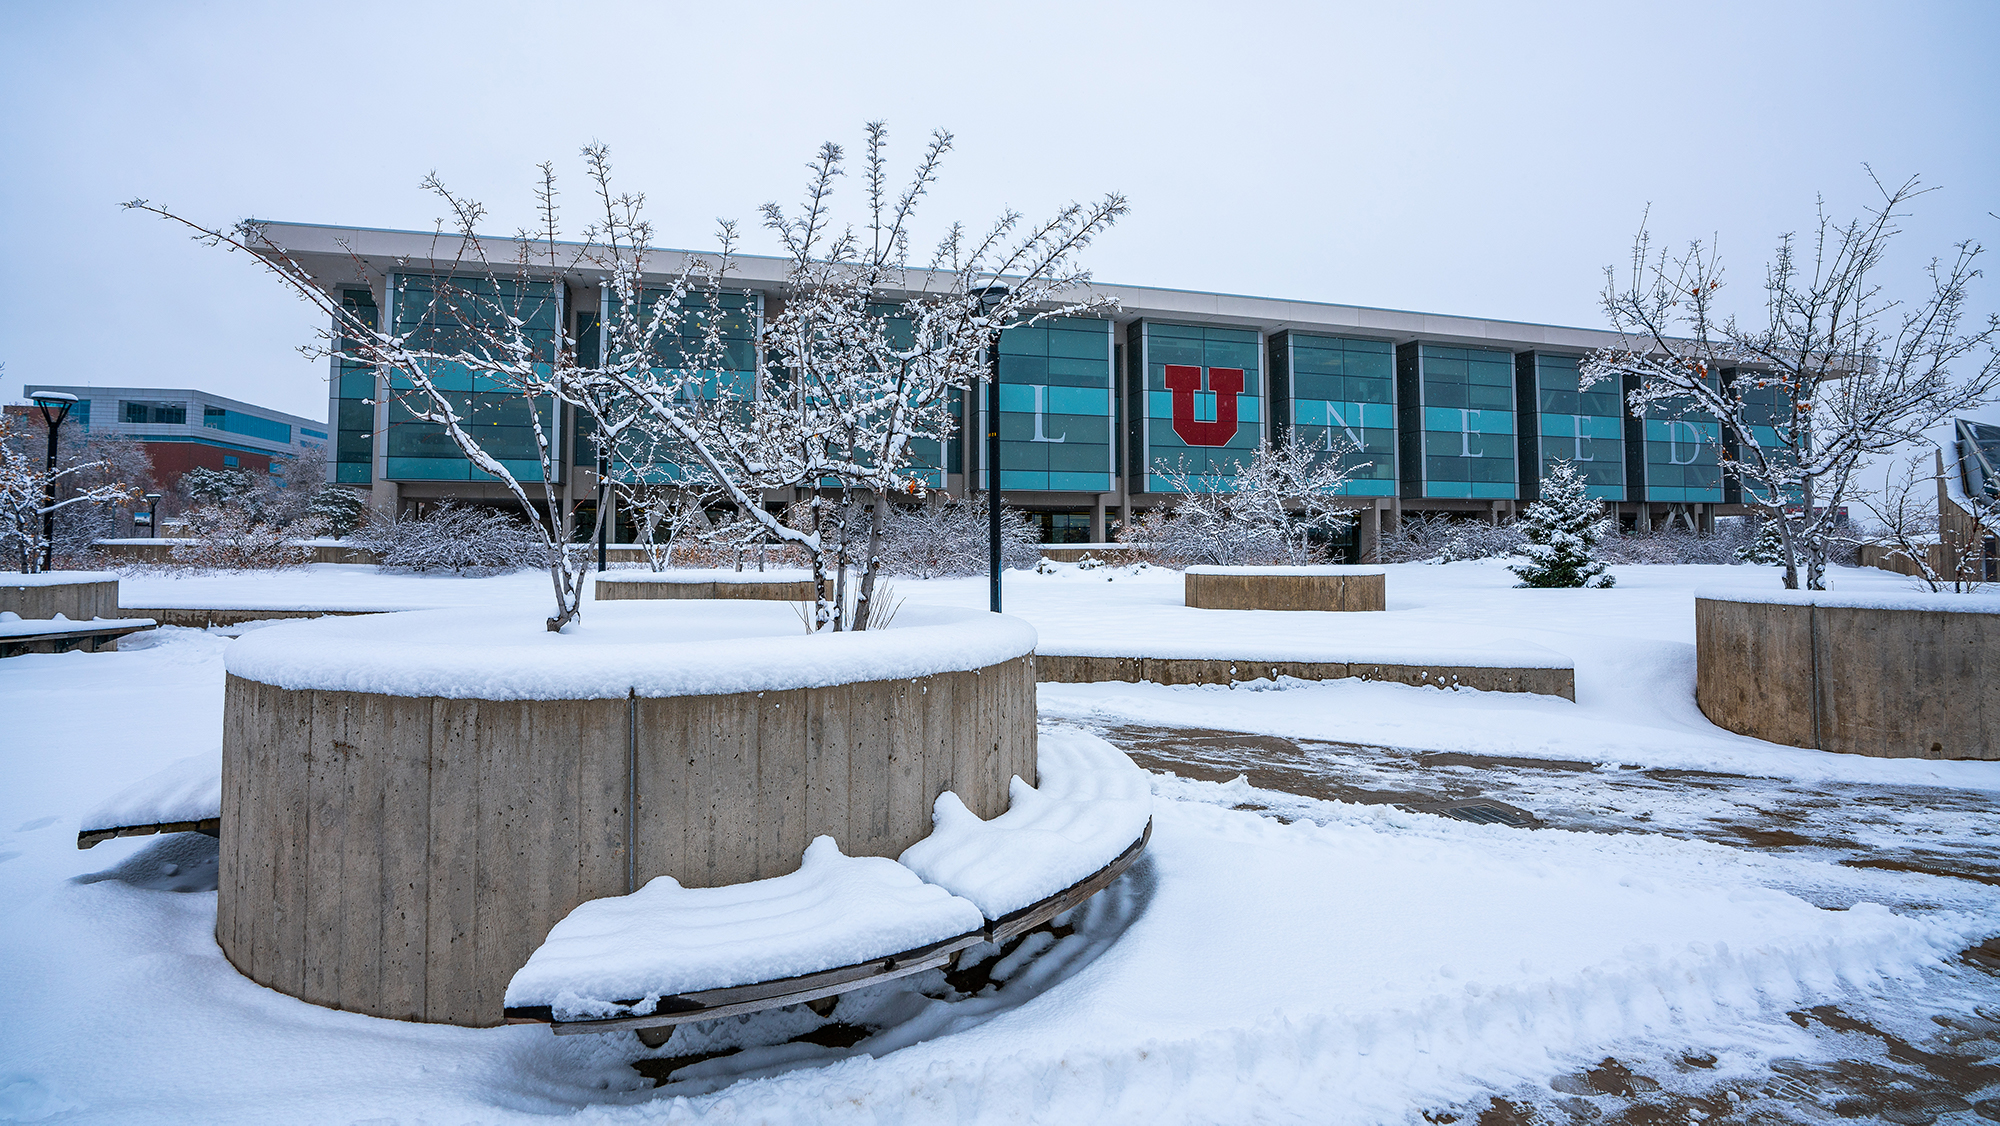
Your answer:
[1387,495,1402,535]
[1637,503,1653,533]
[1360,500,1383,563]
[1487,500,1502,526]
[368,481,400,521]
[1090,494,1108,543]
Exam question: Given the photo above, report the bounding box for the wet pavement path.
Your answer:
[1094,723,2000,1125]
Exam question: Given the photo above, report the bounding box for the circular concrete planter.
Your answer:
[217,602,1037,1027]
[1695,590,2000,760]
[0,571,121,621]
[1183,566,1386,612]
[596,569,815,602]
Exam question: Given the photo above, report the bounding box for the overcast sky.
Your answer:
[2,0,1995,429]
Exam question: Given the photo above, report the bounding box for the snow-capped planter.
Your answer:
[594,569,815,602]
[1695,589,2000,760]
[0,570,122,621]
[1183,565,1386,612]
[216,601,1038,1027]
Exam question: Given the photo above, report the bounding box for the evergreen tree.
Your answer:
[1733,519,1786,566]
[1509,461,1615,588]
[305,486,368,539]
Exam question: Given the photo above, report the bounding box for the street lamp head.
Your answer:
[143,492,163,502]
[971,284,1009,309]
[30,390,78,427]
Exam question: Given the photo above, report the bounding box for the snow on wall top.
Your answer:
[224,601,1038,700]
[1038,635,1573,669]
[505,836,985,1016]
[900,727,1152,919]
[1,571,118,587]
[597,569,814,584]
[1184,565,1387,577]
[1696,586,2000,614]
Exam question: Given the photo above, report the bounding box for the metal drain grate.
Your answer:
[1424,798,1538,828]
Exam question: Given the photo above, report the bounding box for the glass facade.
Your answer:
[1268,332,1396,497]
[202,405,291,445]
[1627,373,1724,504]
[333,288,377,484]
[1398,344,1516,499]
[1519,352,1624,501]
[385,274,560,482]
[977,317,1115,492]
[1132,321,1262,493]
[1726,369,1800,505]
[123,401,187,425]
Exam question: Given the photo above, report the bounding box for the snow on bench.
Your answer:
[900,729,1153,926]
[504,837,986,1026]
[505,730,1153,1033]
[0,612,155,658]
[77,751,222,848]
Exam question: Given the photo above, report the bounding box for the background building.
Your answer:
[262,221,1768,558]
[15,384,327,495]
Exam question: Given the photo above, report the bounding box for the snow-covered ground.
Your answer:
[0,560,1995,1122]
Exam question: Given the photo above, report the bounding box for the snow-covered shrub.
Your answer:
[1130,434,1362,567]
[868,501,1040,578]
[1509,461,1614,588]
[1377,513,1526,564]
[359,503,543,574]
[169,506,315,571]
[1598,521,1752,565]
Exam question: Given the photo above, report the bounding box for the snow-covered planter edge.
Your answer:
[217,601,1039,1027]
[1183,567,1386,612]
[1694,593,1998,760]
[225,603,1035,700]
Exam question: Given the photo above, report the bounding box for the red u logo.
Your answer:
[1165,365,1244,447]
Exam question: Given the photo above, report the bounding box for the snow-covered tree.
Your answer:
[1135,432,1362,567]
[132,125,1122,631]
[1509,460,1614,588]
[1584,171,2000,590]
[0,413,141,572]
[587,124,1125,630]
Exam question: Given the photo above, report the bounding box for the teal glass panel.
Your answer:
[979,317,1112,492]
[1419,345,1515,498]
[1140,322,1262,491]
[1533,353,1624,498]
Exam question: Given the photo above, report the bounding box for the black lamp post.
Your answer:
[143,492,163,539]
[972,285,1008,613]
[29,391,77,572]
[596,445,610,572]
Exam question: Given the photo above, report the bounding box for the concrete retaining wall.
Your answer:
[1184,571,1386,612]
[1035,653,1574,699]
[1695,595,1998,759]
[0,577,120,621]
[596,577,816,601]
[94,541,382,565]
[217,653,1036,1027]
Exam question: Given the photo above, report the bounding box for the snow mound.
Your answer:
[1697,585,2000,613]
[1041,634,1574,669]
[81,750,221,831]
[899,728,1153,919]
[223,601,1037,700]
[505,836,984,1017]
